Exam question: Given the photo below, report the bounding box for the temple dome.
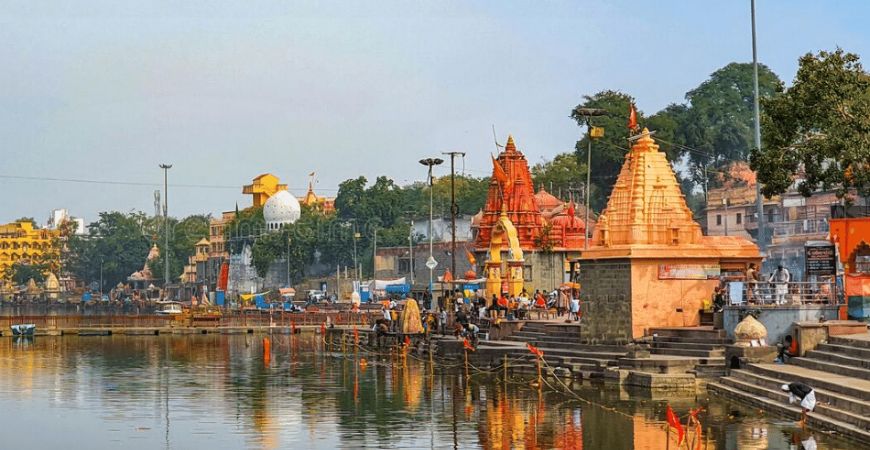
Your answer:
[550,203,586,230]
[534,188,563,212]
[264,190,301,231]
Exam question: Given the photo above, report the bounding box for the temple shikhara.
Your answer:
[575,129,761,342]
[473,135,589,294]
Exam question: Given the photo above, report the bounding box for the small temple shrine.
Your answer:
[473,135,589,296]
[575,129,760,343]
[829,217,870,320]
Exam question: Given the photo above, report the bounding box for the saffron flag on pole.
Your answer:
[527,342,544,358]
[628,102,638,131]
[666,404,685,446]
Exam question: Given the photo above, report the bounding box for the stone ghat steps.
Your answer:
[748,363,870,402]
[648,327,727,340]
[815,342,870,360]
[805,349,870,370]
[792,356,870,380]
[830,335,870,349]
[651,335,733,345]
[729,369,870,418]
[651,347,724,358]
[650,340,723,351]
[708,381,870,444]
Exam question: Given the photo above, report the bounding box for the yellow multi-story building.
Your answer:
[0,220,58,280]
[242,173,287,208]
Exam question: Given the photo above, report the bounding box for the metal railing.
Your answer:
[724,281,837,306]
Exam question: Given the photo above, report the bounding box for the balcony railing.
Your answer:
[770,219,829,237]
[723,280,838,306]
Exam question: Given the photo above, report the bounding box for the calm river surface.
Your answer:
[0,334,858,449]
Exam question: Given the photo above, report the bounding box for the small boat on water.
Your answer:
[156,301,183,315]
[11,324,36,336]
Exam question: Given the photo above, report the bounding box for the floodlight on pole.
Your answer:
[419,157,444,309]
[573,108,609,250]
[159,163,172,294]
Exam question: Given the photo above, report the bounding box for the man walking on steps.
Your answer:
[782,382,816,428]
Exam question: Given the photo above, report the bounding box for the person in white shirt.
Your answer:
[769,265,791,304]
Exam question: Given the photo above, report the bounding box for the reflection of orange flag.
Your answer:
[666,405,685,446]
[628,102,638,131]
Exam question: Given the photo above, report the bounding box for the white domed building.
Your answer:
[263,190,301,231]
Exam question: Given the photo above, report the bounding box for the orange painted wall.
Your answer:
[830,217,870,267]
[629,258,719,339]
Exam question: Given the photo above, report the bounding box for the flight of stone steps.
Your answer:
[501,321,627,377]
[708,334,870,444]
[648,327,730,377]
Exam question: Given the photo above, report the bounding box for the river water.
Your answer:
[0,334,858,449]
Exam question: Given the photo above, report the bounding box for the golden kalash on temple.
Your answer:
[574,129,760,343]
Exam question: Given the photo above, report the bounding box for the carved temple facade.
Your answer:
[574,129,761,342]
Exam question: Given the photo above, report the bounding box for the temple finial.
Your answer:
[505,134,516,153]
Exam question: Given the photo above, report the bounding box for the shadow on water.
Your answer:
[0,334,859,450]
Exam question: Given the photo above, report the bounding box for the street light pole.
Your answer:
[419,157,444,308]
[442,151,465,280]
[751,0,766,251]
[159,164,172,293]
[286,235,291,287]
[573,108,608,249]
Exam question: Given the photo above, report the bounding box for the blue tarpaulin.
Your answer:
[215,291,225,306]
[384,283,410,294]
[254,294,267,309]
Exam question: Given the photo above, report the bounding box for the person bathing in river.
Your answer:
[782,381,816,428]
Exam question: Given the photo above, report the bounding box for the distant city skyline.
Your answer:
[2,1,869,225]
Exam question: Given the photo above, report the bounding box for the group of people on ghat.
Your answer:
[369,285,583,347]
[710,262,837,312]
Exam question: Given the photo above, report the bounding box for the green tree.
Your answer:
[149,214,211,282]
[679,62,783,191]
[531,153,587,200]
[752,49,870,199]
[66,212,152,289]
[4,261,48,285]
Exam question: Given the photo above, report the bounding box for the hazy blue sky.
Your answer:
[2,1,868,224]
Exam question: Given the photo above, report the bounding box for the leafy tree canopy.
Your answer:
[752,49,870,199]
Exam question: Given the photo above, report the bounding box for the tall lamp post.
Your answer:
[159,164,172,294]
[573,108,608,249]
[751,0,766,251]
[442,151,465,285]
[419,157,444,309]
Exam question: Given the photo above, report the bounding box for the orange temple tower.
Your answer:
[576,129,760,342]
[475,135,545,252]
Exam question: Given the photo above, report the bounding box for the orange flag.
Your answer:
[527,342,544,358]
[666,405,685,446]
[463,338,475,351]
[628,102,638,131]
[492,155,508,184]
[465,248,477,266]
[404,335,411,347]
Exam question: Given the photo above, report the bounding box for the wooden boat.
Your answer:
[11,324,36,336]
[156,301,183,315]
